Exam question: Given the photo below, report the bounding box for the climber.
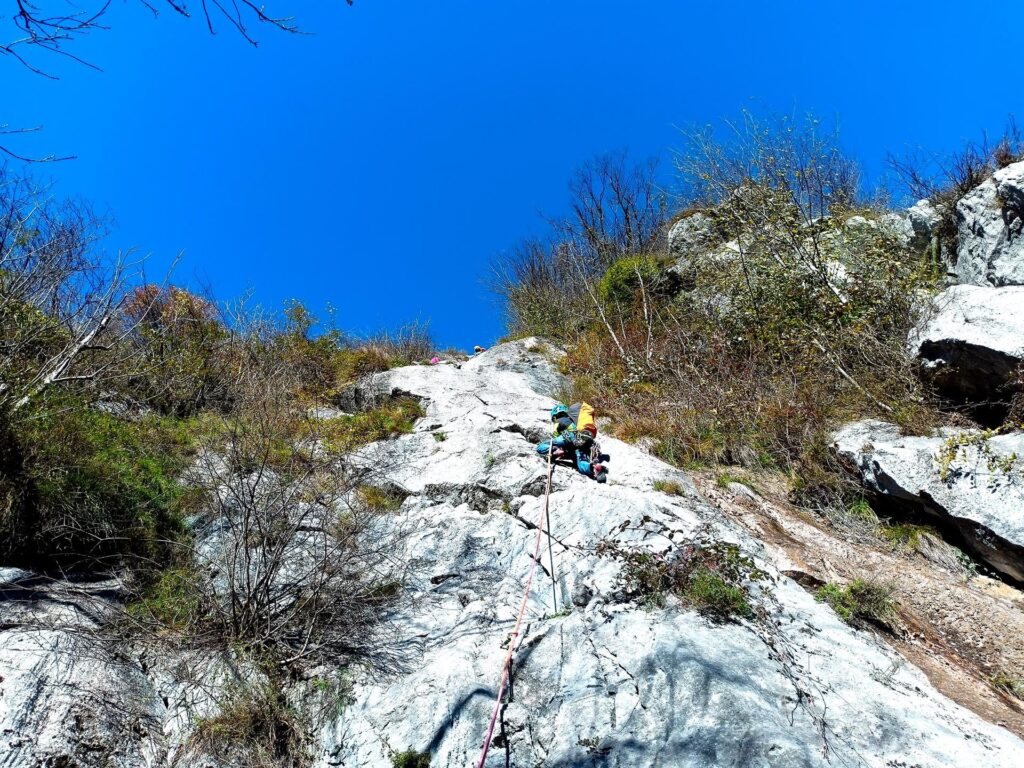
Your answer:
[535,402,608,483]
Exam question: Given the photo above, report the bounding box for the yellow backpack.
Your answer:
[575,402,597,437]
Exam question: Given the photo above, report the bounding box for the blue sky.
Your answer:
[5,1,1022,349]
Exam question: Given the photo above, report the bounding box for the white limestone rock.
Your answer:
[314,340,1024,767]
[954,160,1024,286]
[909,284,1024,408]
[5,339,1024,768]
[668,211,722,262]
[834,419,1024,581]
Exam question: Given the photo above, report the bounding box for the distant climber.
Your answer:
[536,402,608,483]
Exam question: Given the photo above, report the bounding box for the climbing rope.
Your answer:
[474,439,557,768]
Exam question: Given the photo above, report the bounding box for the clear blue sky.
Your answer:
[5,1,1022,349]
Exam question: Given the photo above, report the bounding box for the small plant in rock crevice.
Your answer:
[878,522,935,551]
[815,579,896,628]
[391,749,431,768]
[596,520,767,621]
[652,479,686,496]
[356,484,409,513]
[190,681,308,768]
[990,674,1024,701]
[935,425,1022,484]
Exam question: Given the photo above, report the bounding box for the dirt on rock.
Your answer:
[694,472,1024,738]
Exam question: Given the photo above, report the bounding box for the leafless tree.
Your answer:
[120,309,409,670]
[552,150,666,266]
[0,168,148,414]
[492,151,667,339]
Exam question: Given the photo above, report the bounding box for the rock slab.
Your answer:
[835,419,1024,582]
[955,159,1024,286]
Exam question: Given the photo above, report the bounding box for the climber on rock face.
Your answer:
[535,402,608,483]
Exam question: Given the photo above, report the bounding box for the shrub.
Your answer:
[685,569,753,620]
[597,527,764,621]
[191,682,306,768]
[356,484,408,513]
[888,117,1022,253]
[991,674,1024,701]
[392,750,431,768]
[319,398,424,454]
[652,479,685,496]
[815,579,896,627]
[121,285,230,417]
[598,255,662,307]
[3,405,197,568]
[846,498,878,524]
[879,522,935,551]
[126,566,203,632]
[541,113,941,501]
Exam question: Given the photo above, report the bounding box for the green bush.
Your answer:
[4,405,198,568]
[598,529,765,621]
[816,579,896,627]
[319,398,425,454]
[126,566,203,631]
[685,568,753,620]
[392,750,431,768]
[879,522,935,551]
[598,255,662,307]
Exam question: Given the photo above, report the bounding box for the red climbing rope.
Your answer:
[474,441,556,768]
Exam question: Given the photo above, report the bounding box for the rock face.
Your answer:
[909,284,1024,413]
[0,567,231,767]
[317,342,1024,767]
[667,210,722,261]
[834,419,1024,582]
[955,160,1024,286]
[4,341,1024,767]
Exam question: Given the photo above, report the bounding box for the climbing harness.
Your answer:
[474,439,558,768]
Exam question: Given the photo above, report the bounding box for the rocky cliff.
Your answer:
[4,339,1024,768]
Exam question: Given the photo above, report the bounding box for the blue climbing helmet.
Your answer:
[550,403,570,421]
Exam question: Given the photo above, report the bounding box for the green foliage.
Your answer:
[598,255,662,307]
[990,674,1024,701]
[192,682,307,767]
[879,522,935,551]
[936,426,1021,484]
[652,479,686,496]
[501,114,946,504]
[846,498,879,524]
[319,398,425,455]
[597,527,765,621]
[4,404,198,567]
[685,568,753,620]
[334,345,398,386]
[126,566,202,631]
[815,579,896,627]
[356,485,408,513]
[122,285,230,417]
[392,750,431,768]
[432,431,447,443]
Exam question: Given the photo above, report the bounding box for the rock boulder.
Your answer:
[834,419,1024,582]
[909,284,1024,415]
[954,160,1024,286]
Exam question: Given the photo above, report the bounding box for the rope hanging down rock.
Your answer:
[474,440,558,768]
